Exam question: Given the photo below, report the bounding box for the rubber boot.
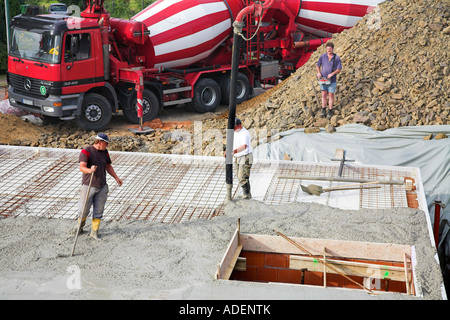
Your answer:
[72,217,86,235]
[90,218,101,240]
[242,183,252,200]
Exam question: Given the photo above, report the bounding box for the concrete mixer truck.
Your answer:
[7,0,383,131]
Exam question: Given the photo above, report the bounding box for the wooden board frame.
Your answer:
[216,227,417,295]
[215,219,242,280]
[239,234,411,262]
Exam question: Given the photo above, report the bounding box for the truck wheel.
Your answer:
[221,72,250,106]
[77,93,112,131]
[192,78,221,113]
[124,89,159,124]
[184,102,198,113]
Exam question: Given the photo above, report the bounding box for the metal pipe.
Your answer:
[225,23,242,200]
[225,0,274,200]
[278,175,404,185]
[293,38,331,49]
[4,0,11,53]
[162,65,218,75]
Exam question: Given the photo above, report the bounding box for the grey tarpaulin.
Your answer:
[253,124,450,268]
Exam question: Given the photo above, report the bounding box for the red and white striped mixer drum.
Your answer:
[295,0,384,37]
[132,0,245,69]
[132,0,385,69]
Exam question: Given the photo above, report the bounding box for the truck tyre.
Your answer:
[124,89,159,124]
[77,93,112,131]
[184,102,198,113]
[192,78,221,113]
[220,72,251,106]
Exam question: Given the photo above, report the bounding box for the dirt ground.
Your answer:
[0,83,272,150]
[1,82,52,144]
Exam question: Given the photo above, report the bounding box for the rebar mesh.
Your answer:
[0,146,418,223]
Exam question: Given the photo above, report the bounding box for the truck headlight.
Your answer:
[43,106,55,113]
[9,98,15,104]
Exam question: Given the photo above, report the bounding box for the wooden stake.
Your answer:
[323,247,327,288]
[238,218,240,245]
[403,253,410,295]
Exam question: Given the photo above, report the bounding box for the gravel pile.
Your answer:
[236,0,450,134]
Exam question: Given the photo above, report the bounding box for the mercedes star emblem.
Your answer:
[24,79,32,91]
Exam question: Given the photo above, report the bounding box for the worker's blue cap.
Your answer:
[235,118,242,125]
[95,133,110,142]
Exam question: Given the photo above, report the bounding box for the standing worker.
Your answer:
[74,133,123,239]
[316,42,342,119]
[232,118,253,199]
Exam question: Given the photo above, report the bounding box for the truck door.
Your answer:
[61,30,99,94]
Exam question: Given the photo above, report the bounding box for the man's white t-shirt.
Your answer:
[233,127,252,158]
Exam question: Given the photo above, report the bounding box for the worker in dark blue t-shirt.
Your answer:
[316,42,342,119]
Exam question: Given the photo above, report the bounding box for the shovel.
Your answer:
[301,181,380,196]
[57,172,94,258]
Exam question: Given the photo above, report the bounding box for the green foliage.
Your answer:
[1,0,156,73]
[104,0,155,19]
[1,0,22,73]
[0,42,7,73]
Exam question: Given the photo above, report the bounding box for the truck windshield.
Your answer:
[10,28,61,64]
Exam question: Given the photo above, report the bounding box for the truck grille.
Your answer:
[9,73,50,99]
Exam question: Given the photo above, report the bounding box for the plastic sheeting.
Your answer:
[254,124,450,265]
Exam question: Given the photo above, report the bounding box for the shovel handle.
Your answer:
[325,181,380,190]
[70,172,94,257]
[324,185,381,192]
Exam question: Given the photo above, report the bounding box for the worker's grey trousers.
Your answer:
[235,153,253,187]
[78,184,109,220]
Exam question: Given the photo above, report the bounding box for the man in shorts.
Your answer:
[316,42,342,119]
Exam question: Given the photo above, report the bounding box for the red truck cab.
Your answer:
[7,14,118,130]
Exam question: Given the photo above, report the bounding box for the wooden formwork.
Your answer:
[216,220,416,296]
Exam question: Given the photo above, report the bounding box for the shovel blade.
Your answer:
[301,184,312,195]
[301,184,323,196]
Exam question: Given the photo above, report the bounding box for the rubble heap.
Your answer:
[237,0,450,133]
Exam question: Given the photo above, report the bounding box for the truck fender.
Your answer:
[103,82,119,113]
[117,81,163,112]
[143,81,163,110]
[75,92,86,116]
[75,82,118,116]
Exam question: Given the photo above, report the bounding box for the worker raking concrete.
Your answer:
[72,133,123,239]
